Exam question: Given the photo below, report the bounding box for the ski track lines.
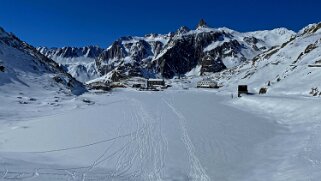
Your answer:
[1,107,138,180]
[0,95,209,181]
[163,97,210,181]
[0,98,169,181]
[0,132,141,180]
[129,98,168,181]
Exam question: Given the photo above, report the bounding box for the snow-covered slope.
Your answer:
[1,22,321,181]
[0,27,86,97]
[37,46,103,82]
[245,27,295,47]
[213,22,321,96]
[0,90,285,180]
[1,89,321,181]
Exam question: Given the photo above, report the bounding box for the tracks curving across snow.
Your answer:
[163,97,210,181]
[129,98,168,181]
[1,90,292,180]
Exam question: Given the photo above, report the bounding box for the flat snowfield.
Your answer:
[0,89,320,181]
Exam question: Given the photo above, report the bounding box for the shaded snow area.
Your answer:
[1,89,320,181]
[36,46,103,83]
[47,56,100,83]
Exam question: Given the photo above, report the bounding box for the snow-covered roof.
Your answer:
[198,80,217,83]
[147,78,164,81]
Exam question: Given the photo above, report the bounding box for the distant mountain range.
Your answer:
[37,20,295,83]
[1,19,321,96]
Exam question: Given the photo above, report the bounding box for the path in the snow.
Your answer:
[0,90,283,181]
[163,98,210,181]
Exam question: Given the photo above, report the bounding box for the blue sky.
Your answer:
[0,0,320,48]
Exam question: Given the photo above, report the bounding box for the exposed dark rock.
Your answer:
[302,22,321,35]
[0,65,4,72]
[197,19,208,28]
[243,36,258,44]
[95,28,261,79]
[200,55,226,75]
[176,26,190,34]
[109,70,124,82]
[29,98,37,101]
[259,87,268,94]
[304,43,317,54]
[151,31,234,78]
[36,22,293,82]
[82,98,95,105]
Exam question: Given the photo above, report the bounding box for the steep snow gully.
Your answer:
[0,90,287,181]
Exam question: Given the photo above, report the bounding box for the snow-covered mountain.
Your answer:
[213,22,321,96]
[2,21,321,181]
[0,27,86,96]
[37,46,103,59]
[93,20,295,81]
[38,20,295,83]
[37,46,103,82]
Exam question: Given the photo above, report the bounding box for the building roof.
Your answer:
[147,79,164,81]
[198,79,217,83]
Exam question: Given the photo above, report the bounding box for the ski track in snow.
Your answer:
[0,93,207,181]
[0,112,143,180]
[2,90,319,180]
[129,97,168,181]
[162,97,210,181]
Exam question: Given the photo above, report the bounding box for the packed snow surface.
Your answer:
[1,88,320,181]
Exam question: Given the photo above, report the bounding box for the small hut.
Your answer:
[238,85,248,97]
[146,79,165,89]
[197,79,218,88]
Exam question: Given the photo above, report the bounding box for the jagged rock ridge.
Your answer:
[38,20,295,82]
[94,20,295,81]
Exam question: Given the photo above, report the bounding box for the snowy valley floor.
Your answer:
[0,89,320,181]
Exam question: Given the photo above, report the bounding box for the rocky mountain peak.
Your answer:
[91,24,296,80]
[176,26,190,35]
[36,22,297,83]
[197,19,208,29]
[299,22,321,36]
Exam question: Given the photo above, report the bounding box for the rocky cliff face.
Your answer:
[152,29,232,77]
[95,33,170,79]
[38,20,295,82]
[94,20,295,80]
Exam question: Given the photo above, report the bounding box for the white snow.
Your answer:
[1,87,321,180]
[185,65,202,77]
[1,22,321,181]
[245,28,295,47]
[147,78,163,81]
[213,26,321,96]
[49,56,100,83]
[203,39,229,52]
